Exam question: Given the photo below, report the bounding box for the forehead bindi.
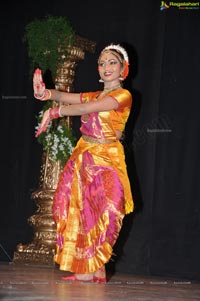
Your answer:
[99,53,120,63]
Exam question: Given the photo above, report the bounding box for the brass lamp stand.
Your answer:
[13,37,96,265]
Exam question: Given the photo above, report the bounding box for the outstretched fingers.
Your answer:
[33,68,46,97]
[35,109,50,137]
[35,118,50,137]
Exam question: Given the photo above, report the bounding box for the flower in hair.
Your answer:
[104,44,129,63]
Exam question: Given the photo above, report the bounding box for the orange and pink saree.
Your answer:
[52,88,134,274]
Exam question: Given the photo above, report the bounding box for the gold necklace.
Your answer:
[103,84,122,93]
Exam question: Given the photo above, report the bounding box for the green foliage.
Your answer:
[24,15,75,77]
[35,102,77,166]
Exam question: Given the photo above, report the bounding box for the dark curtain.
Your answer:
[1,0,200,280]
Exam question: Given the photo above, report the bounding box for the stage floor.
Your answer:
[0,262,199,301]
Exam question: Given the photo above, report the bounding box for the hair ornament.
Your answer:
[104,44,129,63]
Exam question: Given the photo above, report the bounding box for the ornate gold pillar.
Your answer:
[13,37,96,265]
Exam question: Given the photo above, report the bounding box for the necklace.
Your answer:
[103,84,122,94]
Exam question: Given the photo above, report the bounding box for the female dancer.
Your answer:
[33,43,134,283]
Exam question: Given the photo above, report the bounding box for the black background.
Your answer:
[1,0,200,280]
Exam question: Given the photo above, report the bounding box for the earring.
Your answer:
[119,73,124,81]
[99,78,104,83]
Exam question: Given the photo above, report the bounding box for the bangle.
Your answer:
[44,89,52,100]
[34,89,52,101]
[58,106,64,117]
[49,107,60,120]
[49,106,64,120]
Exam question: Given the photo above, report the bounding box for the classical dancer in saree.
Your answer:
[33,43,134,283]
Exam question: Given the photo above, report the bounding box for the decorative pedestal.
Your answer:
[13,36,96,265]
[13,152,63,265]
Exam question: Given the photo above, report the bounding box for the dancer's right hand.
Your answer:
[33,68,46,99]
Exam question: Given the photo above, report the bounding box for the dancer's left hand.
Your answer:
[35,109,50,137]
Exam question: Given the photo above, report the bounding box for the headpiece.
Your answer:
[99,43,129,80]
